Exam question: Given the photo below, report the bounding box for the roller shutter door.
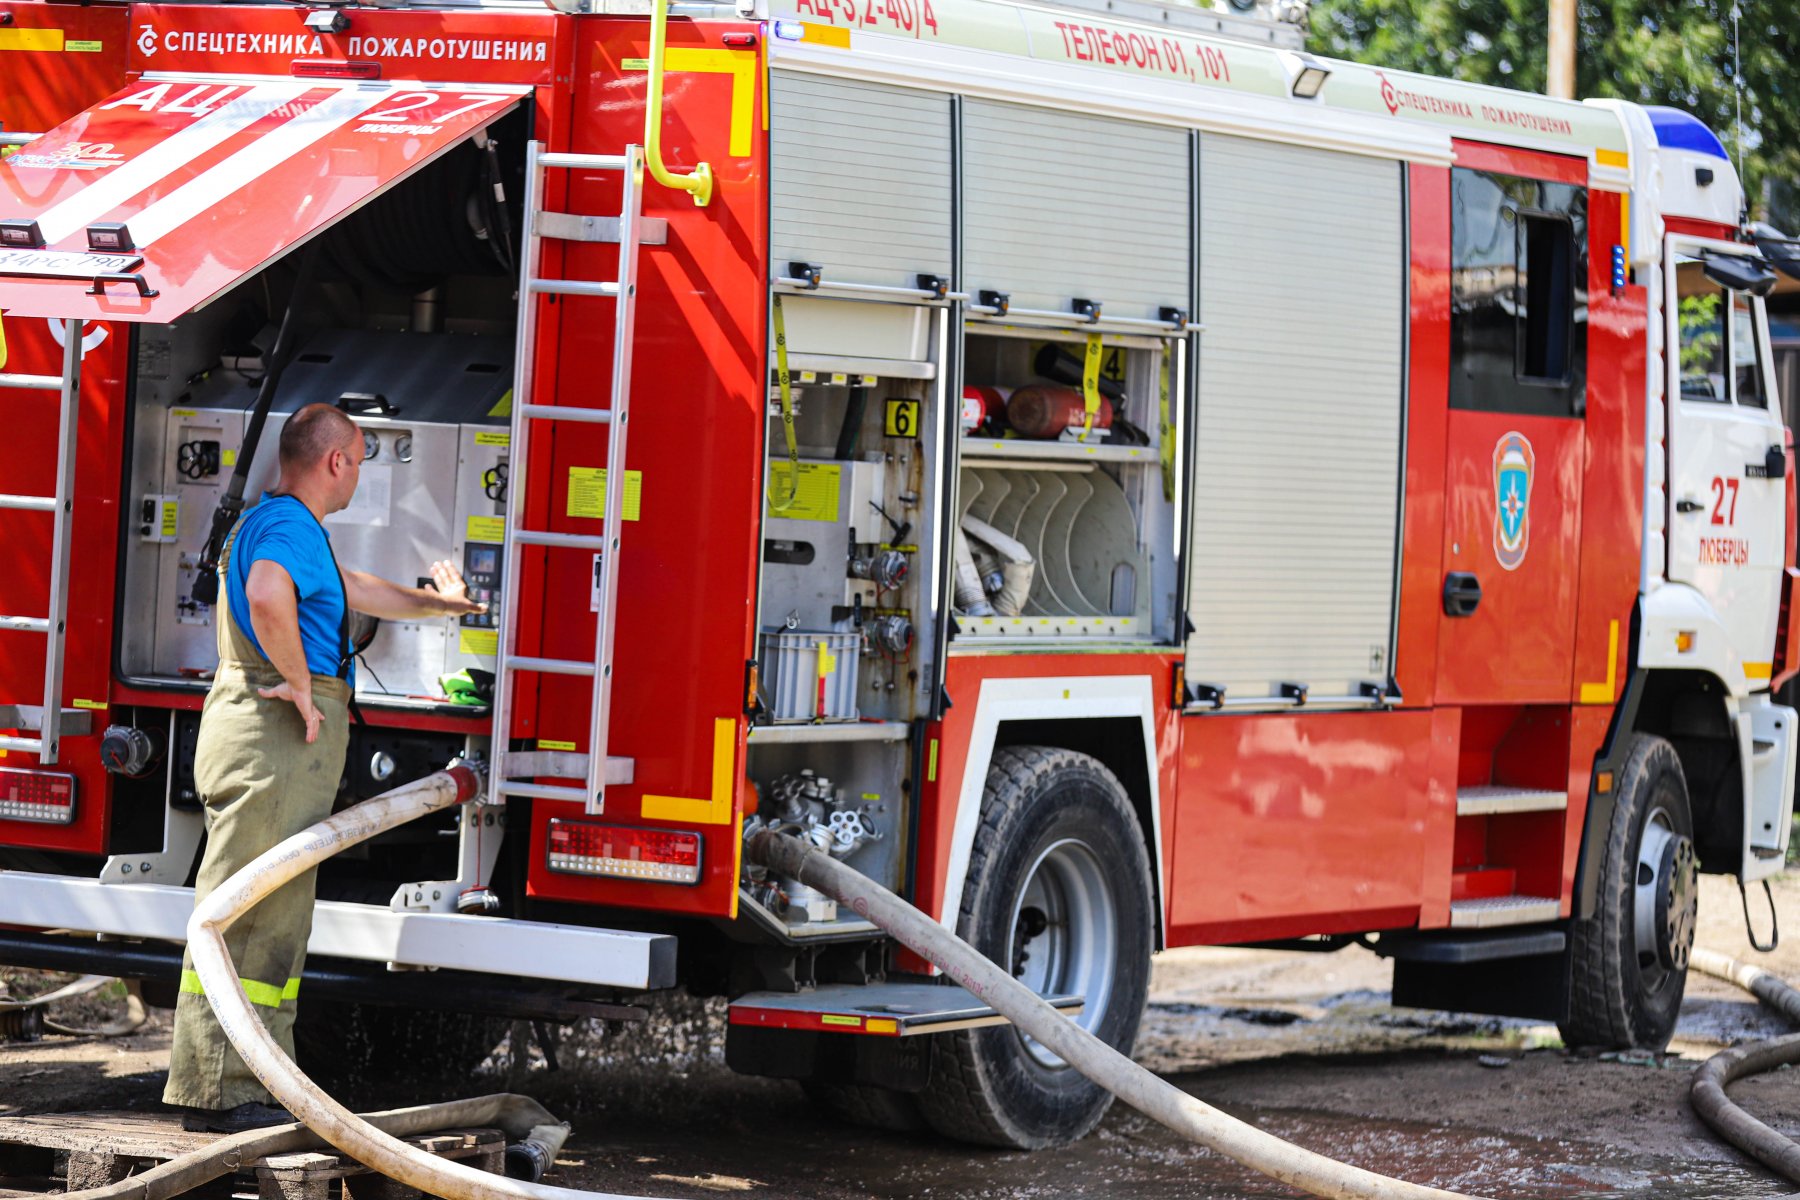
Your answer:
[769,73,952,290]
[962,100,1190,321]
[1185,135,1406,702]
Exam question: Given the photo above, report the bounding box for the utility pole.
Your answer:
[1547,0,1576,98]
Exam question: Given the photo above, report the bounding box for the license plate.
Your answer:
[0,248,143,280]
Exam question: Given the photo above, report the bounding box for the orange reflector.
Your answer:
[1596,771,1614,795]
[1676,631,1695,653]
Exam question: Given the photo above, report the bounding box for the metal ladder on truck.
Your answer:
[489,143,664,814]
[0,321,90,764]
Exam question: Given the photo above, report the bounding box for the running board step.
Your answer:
[1455,785,1567,816]
[1448,895,1561,928]
[728,982,1082,1037]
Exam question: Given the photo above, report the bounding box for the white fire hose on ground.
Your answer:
[0,972,147,1037]
[177,760,1492,1200]
[181,764,605,1200]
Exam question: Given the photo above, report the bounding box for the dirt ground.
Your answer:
[4,872,1800,1198]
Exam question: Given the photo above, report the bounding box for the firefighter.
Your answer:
[164,402,486,1131]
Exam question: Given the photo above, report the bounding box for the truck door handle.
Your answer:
[1443,572,1482,618]
[1763,445,1787,480]
[1676,499,1703,514]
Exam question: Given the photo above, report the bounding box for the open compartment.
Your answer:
[954,325,1183,644]
[755,294,949,726]
[114,120,527,714]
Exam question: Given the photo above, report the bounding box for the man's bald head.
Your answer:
[280,403,360,471]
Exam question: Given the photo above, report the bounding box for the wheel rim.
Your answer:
[1633,807,1697,991]
[1005,837,1119,1069]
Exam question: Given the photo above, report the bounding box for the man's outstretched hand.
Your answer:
[429,559,489,616]
[258,680,323,744]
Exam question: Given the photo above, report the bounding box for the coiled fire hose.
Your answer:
[1689,945,1800,1183]
[186,766,1494,1200]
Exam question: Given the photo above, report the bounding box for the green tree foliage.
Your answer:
[1308,0,1800,223]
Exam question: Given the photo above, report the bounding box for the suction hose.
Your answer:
[1689,945,1800,1183]
[746,830,1490,1200]
[184,763,660,1200]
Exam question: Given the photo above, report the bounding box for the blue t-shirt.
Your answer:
[225,493,350,682]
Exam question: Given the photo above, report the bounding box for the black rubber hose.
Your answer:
[1689,946,1800,1183]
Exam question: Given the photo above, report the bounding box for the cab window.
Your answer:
[1450,167,1588,416]
[1732,289,1768,408]
[1676,278,1729,403]
[1675,256,1769,408]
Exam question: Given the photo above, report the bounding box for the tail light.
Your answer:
[546,819,702,885]
[0,768,76,825]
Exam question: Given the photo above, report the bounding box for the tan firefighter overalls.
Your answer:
[164,506,352,1110]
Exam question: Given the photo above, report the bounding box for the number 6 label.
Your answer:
[885,398,920,439]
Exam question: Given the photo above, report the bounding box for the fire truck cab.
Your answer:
[0,0,1794,1150]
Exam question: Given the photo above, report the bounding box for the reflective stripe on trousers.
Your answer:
[179,969,301,1009]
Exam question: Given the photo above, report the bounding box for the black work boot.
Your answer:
[179,1101,297,1133]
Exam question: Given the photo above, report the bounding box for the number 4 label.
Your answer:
[885,398,920,439]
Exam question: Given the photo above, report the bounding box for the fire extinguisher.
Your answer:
[1005,385,1114,440]
[961,385,1008,433]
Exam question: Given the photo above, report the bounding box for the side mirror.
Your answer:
[1750,223,1800,283]
[1703,252,1779,297]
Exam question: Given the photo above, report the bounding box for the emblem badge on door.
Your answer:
[1492,432,1535,571]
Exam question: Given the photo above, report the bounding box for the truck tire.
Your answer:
[917,745,1154,1148]
[1561,733,1698,1051]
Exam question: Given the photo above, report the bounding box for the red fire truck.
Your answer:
[1,0,1795,1149]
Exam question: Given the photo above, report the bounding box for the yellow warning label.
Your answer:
[171,408,196,418]
[0,29,64,51]
[159,500,178,539]
[475,431,510,448]
[66,39,102,52]
[222,449,237,467]
[884,398,920,439]
[459,629,498,657]
[622,56,650,69]
[820,1014,863,1028]
[538,739,577,752]
[466,516,505,544]
[566,468,643,521]
[764,462,839,522]
[72,698,106,711]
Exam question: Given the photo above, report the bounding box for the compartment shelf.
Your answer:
[748,721,911,744]
[959,437,1162,465]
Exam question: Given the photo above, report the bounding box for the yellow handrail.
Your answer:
[644,0,714,207]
